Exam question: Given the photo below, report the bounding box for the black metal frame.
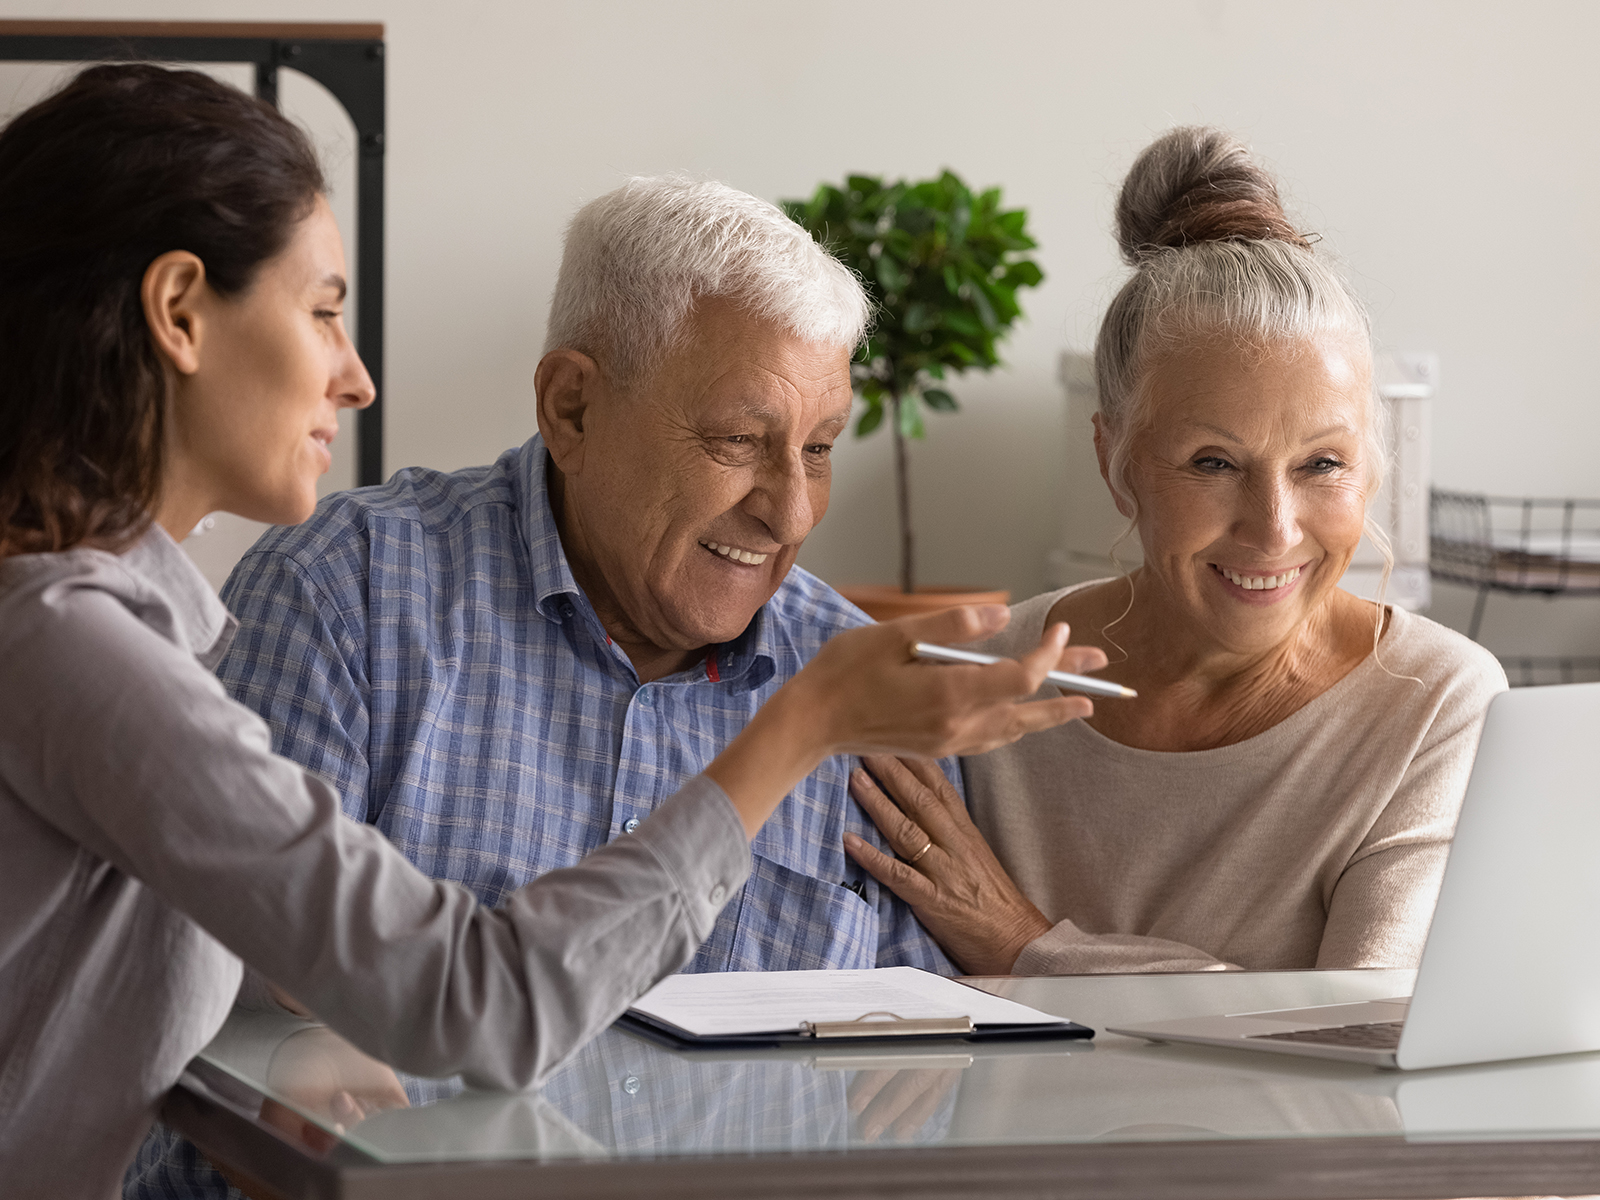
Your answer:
[0,22,386,486]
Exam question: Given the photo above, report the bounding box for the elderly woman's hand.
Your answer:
[843,755,1053,976]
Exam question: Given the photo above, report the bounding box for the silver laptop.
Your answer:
[1108,681,1600,1070]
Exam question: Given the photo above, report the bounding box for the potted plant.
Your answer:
[783,170,1044,621]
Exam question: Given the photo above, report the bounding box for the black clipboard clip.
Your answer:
[799,1011,976,1040]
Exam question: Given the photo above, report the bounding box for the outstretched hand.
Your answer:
[797,605,1098,760]
[707,604,1104,840]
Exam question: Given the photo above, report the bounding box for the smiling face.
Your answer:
[543,298,854,676]
[1107,334,1374,658]
[161,196,375,531]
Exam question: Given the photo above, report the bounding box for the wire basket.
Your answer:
[1430,490,1600,595]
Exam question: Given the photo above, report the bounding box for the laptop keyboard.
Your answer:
[1247,1021,1404,1049]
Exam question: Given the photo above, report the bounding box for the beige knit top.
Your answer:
[963,585,1507,975]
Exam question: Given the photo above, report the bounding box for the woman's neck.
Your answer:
[1055,570,1379,752]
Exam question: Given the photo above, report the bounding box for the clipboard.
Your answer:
[618,967,1095,1051]
[618,1008,1093,1050]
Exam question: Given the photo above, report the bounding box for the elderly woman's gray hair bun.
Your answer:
[1114,126,1311,264]
[1093,126,1377,513]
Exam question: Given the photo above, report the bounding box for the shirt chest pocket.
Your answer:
[687,852,879,973]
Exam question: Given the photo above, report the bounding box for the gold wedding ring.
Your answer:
[906,838,934,865]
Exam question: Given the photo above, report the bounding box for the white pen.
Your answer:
[912,642,1138,699]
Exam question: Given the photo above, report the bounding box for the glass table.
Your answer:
[163,968,1600,1198]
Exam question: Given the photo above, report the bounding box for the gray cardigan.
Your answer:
[0,527,750,1199]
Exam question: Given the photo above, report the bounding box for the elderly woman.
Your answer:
[843,127,1506,976]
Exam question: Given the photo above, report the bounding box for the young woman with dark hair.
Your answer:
[0,64,1089,1197]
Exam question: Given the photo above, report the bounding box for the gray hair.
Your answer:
[1093,127,1391,571]
[543,175,871,389]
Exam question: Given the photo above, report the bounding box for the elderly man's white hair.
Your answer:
[544,175,871,389]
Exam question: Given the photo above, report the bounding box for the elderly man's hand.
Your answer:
[706,604,1103,838]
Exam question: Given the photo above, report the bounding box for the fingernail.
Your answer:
[843,832,863,850]
[979,604,1008,622]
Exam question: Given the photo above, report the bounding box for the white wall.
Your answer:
[4,0,1596,657]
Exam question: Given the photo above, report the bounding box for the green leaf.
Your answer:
[855,403,884,437]
[996,209,1027,237]
[897,394,926,440]
[942,309,982,337]
[903,302,939,334]
[876,255,908,293]
[1006,260,1044,288]
[970,284,998,332]
[923,387,958,412]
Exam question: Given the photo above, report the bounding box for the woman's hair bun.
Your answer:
[1114,126,1310,265]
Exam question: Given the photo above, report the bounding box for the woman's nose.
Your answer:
[334,334,377,411]
[1236,477,1300,554]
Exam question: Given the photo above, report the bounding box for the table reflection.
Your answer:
[194,970,1600,1165]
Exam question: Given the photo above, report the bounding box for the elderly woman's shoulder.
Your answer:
[1374,606,1508,703]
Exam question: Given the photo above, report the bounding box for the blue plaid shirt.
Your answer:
[127,435,953,1200]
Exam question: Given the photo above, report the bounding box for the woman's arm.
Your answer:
[3,576,1086,1091]
[843,756,1236,974]
[1314,662,1506,968]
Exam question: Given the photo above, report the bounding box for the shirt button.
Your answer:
[622,1075,641,1095]
[637,688,653,707]
[622,817,640,834]
[710,884,727,905]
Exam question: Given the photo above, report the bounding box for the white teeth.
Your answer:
[701,540,769,566]
[1221,565,1300,590]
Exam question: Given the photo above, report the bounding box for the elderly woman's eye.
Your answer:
[1193,456,1232,471]
[1308,456,1346,472]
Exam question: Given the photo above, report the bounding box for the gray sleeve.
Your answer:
[1,579,750,1090]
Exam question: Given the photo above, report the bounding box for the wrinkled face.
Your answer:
[564,299,854,652]
[1117,335,1373,656]
[168,197,374,525]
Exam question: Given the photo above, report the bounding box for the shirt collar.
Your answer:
[517,434,776,692]
[119,523,238,670]
[516,435,587,624]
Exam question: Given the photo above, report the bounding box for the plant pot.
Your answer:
[837,584,1011,623]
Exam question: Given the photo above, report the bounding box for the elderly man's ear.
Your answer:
[535,349,607,476]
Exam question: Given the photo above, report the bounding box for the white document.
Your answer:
[629,966,1069,1038]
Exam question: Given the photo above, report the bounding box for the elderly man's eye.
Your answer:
[805,443,833,456]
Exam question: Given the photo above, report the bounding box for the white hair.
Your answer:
[543,175,871,388]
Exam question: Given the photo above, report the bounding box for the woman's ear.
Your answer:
[534,349,605,476]
[1092,412,1136,520]
[141,251,208,376]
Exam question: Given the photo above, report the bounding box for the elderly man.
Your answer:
[127,176,959,1197]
